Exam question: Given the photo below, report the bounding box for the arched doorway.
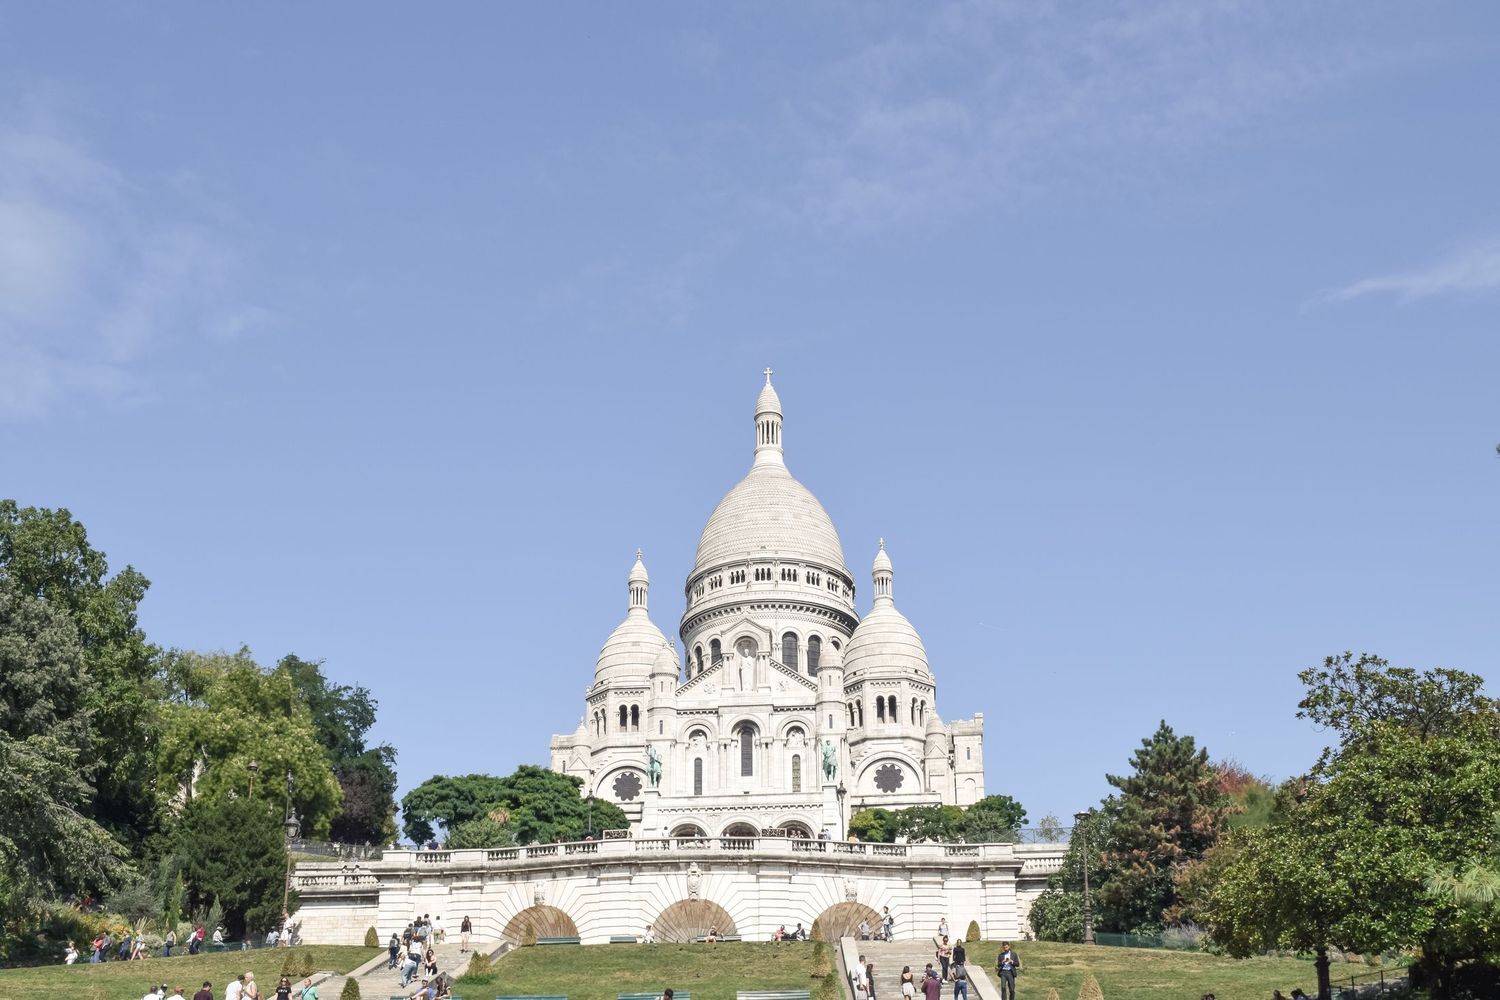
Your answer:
[670,823,707,838]
[501,905,578,946]
[653,899,738,943]
[777,821,814,838]
[811,902,882,942]
[721,822,759,838]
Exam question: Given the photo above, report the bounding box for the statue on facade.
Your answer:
[821,739,838,781]
[687,862,702,900]
[646,746,662,788]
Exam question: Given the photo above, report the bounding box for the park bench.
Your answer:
[691,934,742,942]
[608,935,640,943]
[620,993,688,1000]
[536,936,582,945]
[738,991,812,1000]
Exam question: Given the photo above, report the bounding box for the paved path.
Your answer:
[317,939,478,998]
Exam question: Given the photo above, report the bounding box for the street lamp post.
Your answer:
[247,759,258,798]
[281,770,298,945]
[586,793,595,837]
[1074,811,1095,945]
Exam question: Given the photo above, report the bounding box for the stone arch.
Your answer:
[501,905,578,946]
[811,901,882,942]
[670,822,707,838]
[855,751,925,796]
[721,821,759,838]
[653,899,738,943]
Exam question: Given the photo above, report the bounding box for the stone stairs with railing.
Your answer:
[316,938,480,998]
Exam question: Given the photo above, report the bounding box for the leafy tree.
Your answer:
[1298,651,1495,747]
[0,581,91,749]
[329,748,399,845]
[1204,657,1500,999]
[158,648,343,837]
[1027,887,1084,942]
[0,732,128,938]
[175,794,292,939]
[1100,721,1225,932]
[1035,814,1066,843]
[0,501,163,847]
[402,774,511,844]
[1214,760,1277,831]
[278,656,399,844]
[445,817,517,849]
[401,766,626,846]
[959,795,1028,842]
[896,805,965,843]
[847,808,898,843]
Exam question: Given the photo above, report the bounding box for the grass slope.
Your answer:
[466,942,824,1000]
[0,945,377,1000]
[974,941,1392,1000]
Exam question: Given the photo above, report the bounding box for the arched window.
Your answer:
[792,754,802,793]
[847,704,855,727]
[693,758,703,796]
[920,700,926,724]
[631,705,640,730]
[694,646,704,675]
[738,723,756,776]
[887,696,898,721]
[856,701,864,726]
[659,720,664,735]
[807,636,821,675]
[618,705,628,730]
[911,698,917,724]
[876,698,886,723]
[710,639,722,667]
[781,632,799,671]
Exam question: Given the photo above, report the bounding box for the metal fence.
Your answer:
[1093,931,1200,952]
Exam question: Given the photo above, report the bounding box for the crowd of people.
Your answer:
[385,913,457,998]
[848,934,1022,1000]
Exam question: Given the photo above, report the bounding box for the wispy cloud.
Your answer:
[1316,240,1500,304]
[771,1,1399,232]
[0,115,271,419]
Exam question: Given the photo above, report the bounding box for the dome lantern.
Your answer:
[628,548,649,614]
[753,367,784,469]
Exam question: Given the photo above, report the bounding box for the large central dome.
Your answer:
[691,372,849,577]
[694,463,848,573]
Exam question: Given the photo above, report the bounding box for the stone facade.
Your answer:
[292,837,1064,946]
[549,373,987,838]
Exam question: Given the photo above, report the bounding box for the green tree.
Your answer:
[401,766,626,846]
[1298,651,1495,746]
[0,733,128,943]
[1027,888,1084,942]
[278,656,398,845]
[445,817,517,849]
[847,808,898,843]
[1100,721,1225,932]
[175,794,292,939]
[0,501,163,847]
[896,805,965,843]
[158,649,343,837]
[959,795,1028,842]
[1204,657,1500,999]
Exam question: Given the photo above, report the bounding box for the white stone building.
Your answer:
[549,372,987,839]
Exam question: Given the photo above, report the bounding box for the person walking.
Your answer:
[995,942,1021,1000]
[921,966,941,1000]
[951,962,969,1000]
[274,977,293,1000]
[460,915,472,953]
[193,981,213,1000]
[242,972,262,1000]
[952,942,966,973]
[388,932,400,968]
[295,980,319,1000]
[899,965,915,999]
[936,937,952,983]
[164,929,176,958]
[882,907,894,942]
[937,918,949,941]
[865,958,877,1000]
[224,973,244,1000]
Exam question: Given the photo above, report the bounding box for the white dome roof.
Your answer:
[596,610,669,682]
[844,603,929,675]
[844,540,928,675]
[694,463,848,574]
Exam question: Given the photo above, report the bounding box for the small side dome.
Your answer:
[844,540,929,676]
[652,639,679,676]
[924,713,945,736]
[596,552,669,683]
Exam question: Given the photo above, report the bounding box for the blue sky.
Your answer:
[3,2,1497,829]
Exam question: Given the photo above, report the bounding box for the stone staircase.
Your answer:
[317,939,478,998]
[860,940,945,1000]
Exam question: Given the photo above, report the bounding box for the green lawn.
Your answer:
[464,942,828,1000]
[972,941,1398,1000]
[0,946,377,1000]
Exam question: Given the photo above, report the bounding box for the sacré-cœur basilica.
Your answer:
[291,373,1062,948]
[550,370,987,839]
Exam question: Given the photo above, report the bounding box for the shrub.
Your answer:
[363,926,379,948]
[1077,972,1103,1000]
[521,925,537,947]
[1028,889,1084,942]
[965,920,980,943]
[340,979,361,1000]
[810,941,833,978]
[815,969,843,1000]
[461,949,494,983]
[1046,991,1060,1000]
[281,947,316,979]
